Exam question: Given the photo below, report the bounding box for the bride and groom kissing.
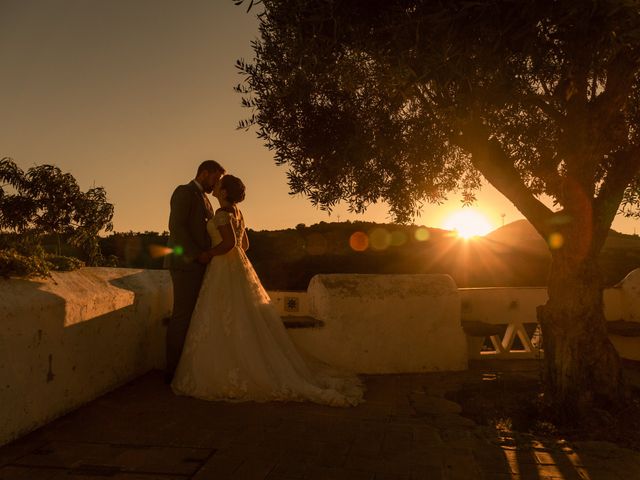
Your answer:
[163,160,363,406]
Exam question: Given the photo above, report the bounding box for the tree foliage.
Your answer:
[0,157,114,265]
[237,0,640,235]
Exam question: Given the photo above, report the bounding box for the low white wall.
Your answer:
[3,267,640,447]
[1,270,465,447]
[605,269,640,361]
[267,290,310,316]
[0,268,171,447]
[288,274,467,373]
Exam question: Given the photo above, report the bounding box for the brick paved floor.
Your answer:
[1,361,639,479]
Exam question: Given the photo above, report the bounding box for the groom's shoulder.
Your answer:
[173,181,197,194]
[170,182,198,206]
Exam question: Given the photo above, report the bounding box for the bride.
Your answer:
[171,174,364,406]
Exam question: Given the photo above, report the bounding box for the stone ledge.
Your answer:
[461,321,505,337]
[607,320,640,337]
[281,315,325,329]
[461,321,538,338]
[161,315,325,329]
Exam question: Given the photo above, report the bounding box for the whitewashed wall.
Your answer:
[290,274,466,373]
[0,268,171,447]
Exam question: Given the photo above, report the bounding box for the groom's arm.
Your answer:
[169,185,202,263]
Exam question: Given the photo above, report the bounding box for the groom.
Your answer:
[164,160,225,383]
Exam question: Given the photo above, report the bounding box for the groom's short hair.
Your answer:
[197,160,225,176]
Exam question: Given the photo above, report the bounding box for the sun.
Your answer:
[443,209,494,239]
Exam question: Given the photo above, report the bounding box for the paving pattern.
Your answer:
[1,361,639,479]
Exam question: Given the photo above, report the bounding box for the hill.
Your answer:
[484,219,640,286]
[94,220,640,291]
[246,220,640,290]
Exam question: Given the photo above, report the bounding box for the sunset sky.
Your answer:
[1,0,638,236]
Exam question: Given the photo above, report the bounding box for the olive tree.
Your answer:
[236,0,640,416]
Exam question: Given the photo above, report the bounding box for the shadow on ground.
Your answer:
[448,359,640,453]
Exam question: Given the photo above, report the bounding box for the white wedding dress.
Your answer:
[171,209,364,406]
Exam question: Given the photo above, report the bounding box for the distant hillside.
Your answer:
[468,219,640,288]
[246,220,640,290]
[245,221,455,290]
[485,218,640,254]
[94,220,640,291]
[484,219,548,254]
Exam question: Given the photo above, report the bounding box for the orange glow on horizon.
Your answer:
[442,209,494,239]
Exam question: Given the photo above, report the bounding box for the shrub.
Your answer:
[0,239,86,278]
[46,254,85,272]
[0,248,52,278]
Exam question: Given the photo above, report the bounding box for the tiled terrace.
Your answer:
[1,360,639,480]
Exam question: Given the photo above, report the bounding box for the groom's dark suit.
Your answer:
[164,180,214,380]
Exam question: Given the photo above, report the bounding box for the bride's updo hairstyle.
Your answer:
[221,175,246,204]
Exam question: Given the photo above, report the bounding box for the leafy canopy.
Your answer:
[237,0,640,241]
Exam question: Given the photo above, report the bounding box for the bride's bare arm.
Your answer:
[241,230,249,251]
[199,223,237,263]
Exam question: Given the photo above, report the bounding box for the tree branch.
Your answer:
[593,147,640,249]
[455,119,555,236]
[522,91,564,124]
[592,51,638,126]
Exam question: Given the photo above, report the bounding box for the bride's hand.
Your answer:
[196,251,212,264]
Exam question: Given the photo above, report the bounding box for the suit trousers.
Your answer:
[166,267,206,378]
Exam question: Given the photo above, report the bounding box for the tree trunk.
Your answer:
[537,246,626,420]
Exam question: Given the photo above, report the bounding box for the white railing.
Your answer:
[457,272,640,361]
[459,287,546,360]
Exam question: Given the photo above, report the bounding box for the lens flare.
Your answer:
[349,231,369,251]
[369,227,391,251]
[148,244,173,258]
[548,232,564,249]
[414,227,430,242]
[390,230,407,247]
[173,245,184,256]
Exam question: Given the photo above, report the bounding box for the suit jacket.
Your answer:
[164,181,214,271]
